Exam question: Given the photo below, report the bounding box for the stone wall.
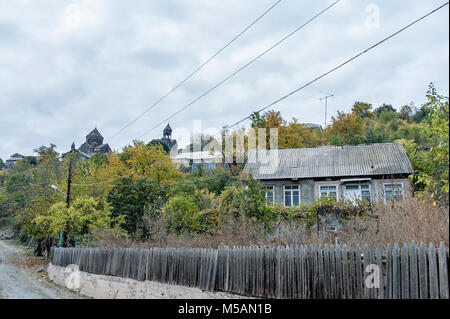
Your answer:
[47,263,246,299]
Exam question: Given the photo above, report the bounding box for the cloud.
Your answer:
[0,0,448,160]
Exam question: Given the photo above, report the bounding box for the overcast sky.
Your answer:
[0,0,448,160]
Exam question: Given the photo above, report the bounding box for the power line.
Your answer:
[136,0,341,140]
[33,1,448,189]
[106,0,283,142]
[226,1,450,129]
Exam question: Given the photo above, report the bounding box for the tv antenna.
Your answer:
[320,93,334,129]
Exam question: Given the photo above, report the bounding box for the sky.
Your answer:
[0,0,448,160]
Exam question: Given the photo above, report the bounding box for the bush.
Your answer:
[161,191,218,235]
[218,179,276,229]
[32,197,126,246]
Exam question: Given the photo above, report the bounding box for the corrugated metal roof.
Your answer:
[243,143,413,180]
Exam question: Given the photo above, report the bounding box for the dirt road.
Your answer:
[0,240,82,299]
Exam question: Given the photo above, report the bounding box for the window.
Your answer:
[264,186,274,205]
[284,185,300,207]
[361,184,371,201]
[383,183,404,202]
[344,184,371,202]
[319,185,338,201]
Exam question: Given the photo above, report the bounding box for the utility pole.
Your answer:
[320,94,334,129]
[60,158,73,247]
[66,159,73,208]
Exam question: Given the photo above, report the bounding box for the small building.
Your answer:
[244,143,414,206]
[302,123,323,130]
[172,151,228,172]
[5,153,25,168]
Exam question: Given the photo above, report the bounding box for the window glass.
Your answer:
[362,190,371,201]
[284,185,300,207]
[345,185,359,190]
[384,183,404,202]
[320,185,338,201]
[264,186,274,205]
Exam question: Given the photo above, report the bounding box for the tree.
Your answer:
[325,111,365,145]
[351,102,372,118]
[106,176,168,240]
[148,139,170,154]
[375,103,396,115]
[34,144,58,159]
[399,104,414,122]
[418,84,449,206]
[161,191,217,234]
[32,197,121,246]
[0,158,5,170]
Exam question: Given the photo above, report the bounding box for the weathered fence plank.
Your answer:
[428,243,439,299]
[401,244,410,299]
[418,243,428,299]
[51,242,448,299]
[409,242,418,299]
[438,242,449,299]
[392,244,401,299]
[385,244,392,299]
[376,245,384,299]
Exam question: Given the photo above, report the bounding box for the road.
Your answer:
[0,240,82,299]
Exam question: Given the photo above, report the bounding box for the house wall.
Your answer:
[260,176,412,206]
[260,179,315,205]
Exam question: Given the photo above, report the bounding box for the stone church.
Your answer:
[78,128,112,155]
[161,124,177,150]
[62,128,111,160]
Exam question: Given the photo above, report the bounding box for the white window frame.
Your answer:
[343,183,372,202]
[263,186,274,206]
[284,185,300,207]
[318,184,339,201]
[382,182,405,203]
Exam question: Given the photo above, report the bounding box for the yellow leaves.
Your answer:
[31,197,115,241]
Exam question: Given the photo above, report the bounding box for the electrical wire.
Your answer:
[106,0,283,142]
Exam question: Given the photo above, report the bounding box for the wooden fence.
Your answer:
[51,241,449,299]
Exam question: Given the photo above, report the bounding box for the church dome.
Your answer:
[86,128,104,146]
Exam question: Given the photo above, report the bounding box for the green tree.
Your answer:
[419,84,449,206]
[106,176,168,240]
[325,111,365,145]
[148,139,170,154]
[32,197,122,246]
[351,101,373,118]
[375,103,396,116]
[161,191,217,234]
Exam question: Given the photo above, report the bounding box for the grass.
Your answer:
[94,198,449,250]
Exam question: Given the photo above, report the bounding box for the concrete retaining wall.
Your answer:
[47,263,245,299]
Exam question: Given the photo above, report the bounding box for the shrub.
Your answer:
[32,197,126,246]
[218,179,276,229]
[161,191,218,235]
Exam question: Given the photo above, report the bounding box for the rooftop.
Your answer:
[244,142,413,180]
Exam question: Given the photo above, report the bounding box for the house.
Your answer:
[172,150,229,172]
[61,128,111,161]
[5,153,25,168]
[243,143,414,206]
